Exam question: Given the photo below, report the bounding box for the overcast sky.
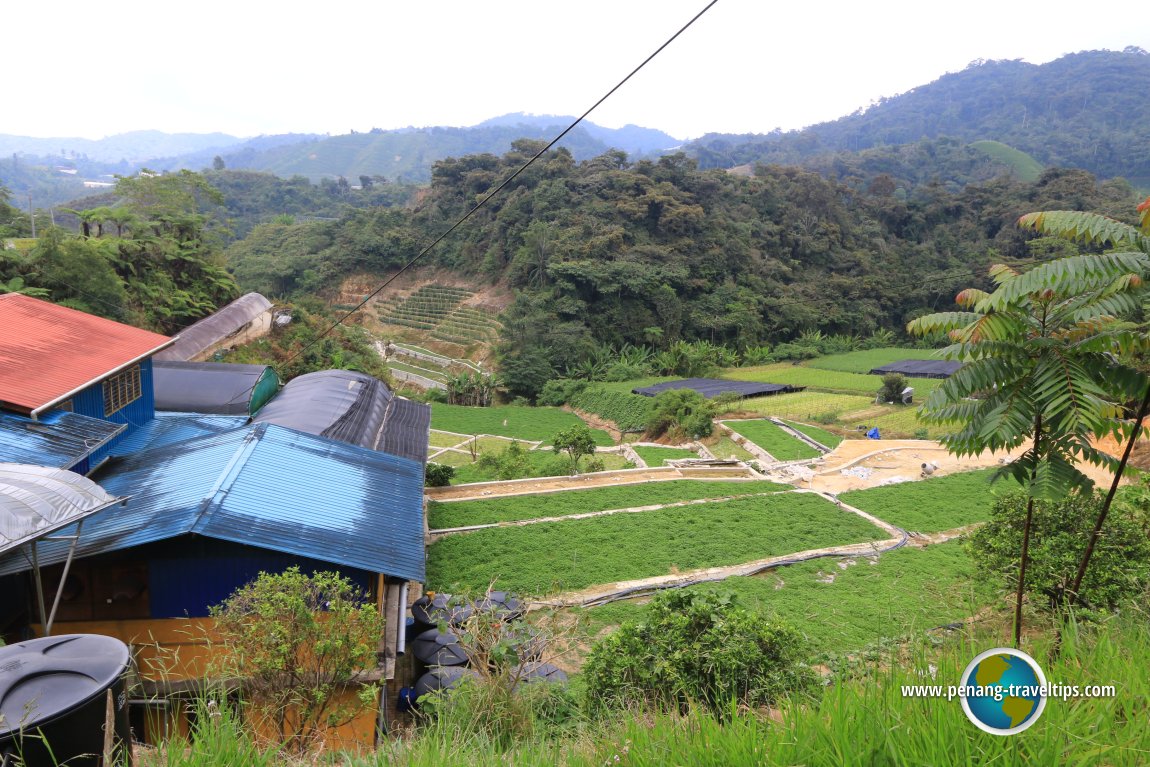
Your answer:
[7,1,1147,141]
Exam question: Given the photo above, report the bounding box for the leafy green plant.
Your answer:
[908,251,1150,646]
[583,590,818,715]
[967,490,1150,611]
[550,424,598,474]
[646,388,715,441]
[877,372,908,403]
[209,567,384,753]
[425,462,455,487]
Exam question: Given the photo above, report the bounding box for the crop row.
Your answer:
[426,492,888,595]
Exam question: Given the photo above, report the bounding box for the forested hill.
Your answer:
[225,143,1142,397]
[687,49,1150,186]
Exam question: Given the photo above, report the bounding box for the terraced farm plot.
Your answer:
[429,430,468,448]
[387,359,448,382]
[736,391,873,421]
[724,420,822,461]
[840,468,1001,533]
[729,363,942,398]
[783,420,843,449]
[571,539,992,659]
[430,404,614,445]
[426,493,887,595]
[706,435,757,462]
[448,450,632,485]
[805,348,942,374]
[632,445,699,466]
[837,405,946,439]
[429,479,789,528]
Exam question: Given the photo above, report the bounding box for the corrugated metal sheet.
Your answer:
[0,294,172,414]
[255,369,430,464]
[111,412,250,455]
[0,411,125,469]
[378,398,431,466]
[153,361,279,415]
[154,293,272,362]
[0,422,426,582]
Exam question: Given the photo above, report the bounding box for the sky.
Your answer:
[7,1,1148,141]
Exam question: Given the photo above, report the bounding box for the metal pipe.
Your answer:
[45,519,84,636]
[30,541,48,634]
[395,582,408,657]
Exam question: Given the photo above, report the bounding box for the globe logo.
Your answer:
[960,648,1047,735]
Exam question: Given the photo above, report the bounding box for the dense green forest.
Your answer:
[688,49,1150,186]
[225,141,1141,397]
[1,172,238,331]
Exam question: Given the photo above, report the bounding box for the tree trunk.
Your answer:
[1067,382,1150,607]
[1014,496,1035,649]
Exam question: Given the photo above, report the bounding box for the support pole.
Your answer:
[45,519,84,636]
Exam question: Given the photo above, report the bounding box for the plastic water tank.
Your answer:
[0,634,133,767]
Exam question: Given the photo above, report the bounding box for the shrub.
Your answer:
[477,440,532,480]
[417,597,580,747]
[425,462,455,487]
[646,389,715,441]
[583,590,818,715]
[551,424,598,474]
[878,373,908,403]
[967,491,1150,611]
[209,568,384,752]
[537,378,587,407]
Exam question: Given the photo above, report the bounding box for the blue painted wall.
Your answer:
[71,358,156,469]
[148,541,374,618]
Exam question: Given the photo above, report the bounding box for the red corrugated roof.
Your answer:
[0,295,173,415]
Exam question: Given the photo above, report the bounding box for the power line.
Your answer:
[278,0,720,371]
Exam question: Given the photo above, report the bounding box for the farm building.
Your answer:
[0,293,172,473]
[254,369,431,465]
[0,296,430,746]
[633,378,804,399]
[153,360,280,415]
[869,359,962,379]
[153,292,273,362]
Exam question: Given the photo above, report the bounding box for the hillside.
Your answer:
[685,50,1150,187]
[687,49,1150,186]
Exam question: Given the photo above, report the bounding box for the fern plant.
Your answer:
[908,248,1150,646]
[1015,198,1150,610]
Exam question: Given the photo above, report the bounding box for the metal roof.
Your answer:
[0,422,426,581]
[154,293,272,362]
[632,378,804,399]
[0,411,125,469]
[0,294,173,415]
[153,361,279,415]
[254,370,430,464]
[110,412,250,455]
[869,359,963,379]
[0,464,124,556]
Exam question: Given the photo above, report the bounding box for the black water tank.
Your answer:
[0,634,133,767]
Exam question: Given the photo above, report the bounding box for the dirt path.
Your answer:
[425,466,758,501]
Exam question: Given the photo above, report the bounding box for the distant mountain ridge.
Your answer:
[0,130,245,164]
[685,48,1150,185]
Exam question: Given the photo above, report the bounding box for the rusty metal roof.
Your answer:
[0,295,173,415]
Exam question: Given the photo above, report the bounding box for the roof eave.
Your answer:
[29,337,177,417]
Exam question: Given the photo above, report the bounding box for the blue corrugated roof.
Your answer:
[0,411,125,469]
[111,412,249,455]
[0,422,426,581]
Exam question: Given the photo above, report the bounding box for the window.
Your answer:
[103,366,142,416]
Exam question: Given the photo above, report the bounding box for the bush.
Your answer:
[967,490,1150,610]
[209,568,384,752]
[477,440,533,480]
[551,424,598,474]
[425,462,455,487]
[646,389,715,440]
[878,373,908,403]
[537,378,588,407]
[583,590,818,715]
